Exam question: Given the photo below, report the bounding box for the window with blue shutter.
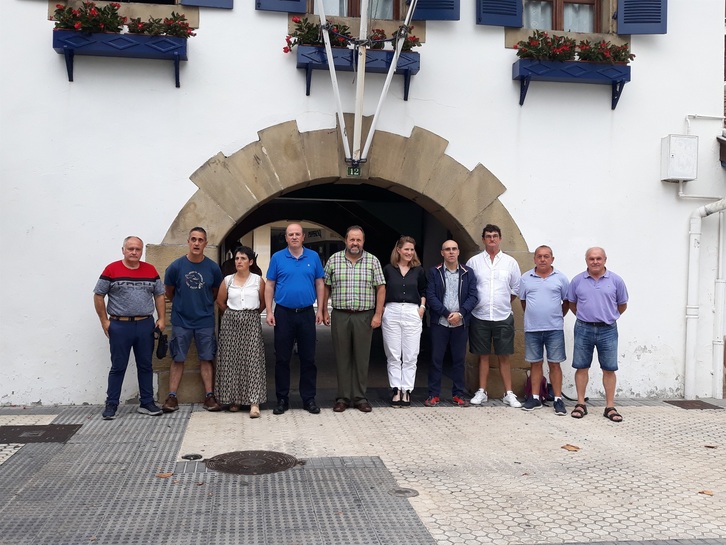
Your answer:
[412,0,460,21]
[255,0,307,12]
[181,0,232,7]
[617,0,667,34]
[476,0,522,27]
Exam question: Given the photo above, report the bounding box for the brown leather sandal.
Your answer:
[603,407,623,422]
[571,403,588,419]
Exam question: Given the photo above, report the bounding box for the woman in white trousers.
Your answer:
[382,236,427,407]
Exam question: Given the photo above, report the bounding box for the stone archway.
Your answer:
[146,118,532,402]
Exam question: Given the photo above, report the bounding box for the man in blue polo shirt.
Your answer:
[265,223,325,415]
[519,245,569,415]
[567,247,628,422]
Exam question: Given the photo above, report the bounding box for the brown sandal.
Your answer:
[571,403,588,419]
[603,407,623,422]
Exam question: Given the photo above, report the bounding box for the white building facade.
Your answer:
[1,0,724,405]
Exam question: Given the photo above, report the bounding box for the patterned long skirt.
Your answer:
[215,309,267,406]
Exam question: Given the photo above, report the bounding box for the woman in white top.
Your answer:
[215,246,266,418]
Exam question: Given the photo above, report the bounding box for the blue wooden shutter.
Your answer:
[181,0,233,8]
[617,0,667,34]
[255,0,306,12]
[476,0,522,27]
[412,0,460,21]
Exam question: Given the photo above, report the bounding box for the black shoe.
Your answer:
[304,400,321,414]
[273,401,289,415]
[401,390,411,408]
[391,387,402,408]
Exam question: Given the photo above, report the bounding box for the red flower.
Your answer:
[74,21,81,29]
[89,7,98,16]
[291,15,301,23]
[283,46,291,53]
[110,2,120,7]
[56,4,64,8]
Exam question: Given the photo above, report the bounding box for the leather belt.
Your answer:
[277,305,313,313]
[578,320,610,327]
[110,315,151,322]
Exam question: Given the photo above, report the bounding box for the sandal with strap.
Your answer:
[571,403,588,419]
[603,407,623,422]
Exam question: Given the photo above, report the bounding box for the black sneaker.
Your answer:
[137,402,163,416]
[102,402,118,420]
[553,398,567,416]
[521,397,542,411]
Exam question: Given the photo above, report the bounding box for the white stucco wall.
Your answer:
[1,0,724,404]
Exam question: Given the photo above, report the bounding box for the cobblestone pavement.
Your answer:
[1,398,725,545]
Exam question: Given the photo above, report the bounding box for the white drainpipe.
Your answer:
[685,198,726,399]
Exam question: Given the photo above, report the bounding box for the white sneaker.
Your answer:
[502,391,522,408]
[470,389,488,405]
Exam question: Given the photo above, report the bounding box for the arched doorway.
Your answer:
[147,120,532,404]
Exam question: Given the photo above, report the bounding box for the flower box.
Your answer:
[512,59,631,110]
[296,45,420,101]
[52,30,188,88]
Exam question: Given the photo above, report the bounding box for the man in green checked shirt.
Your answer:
[323,225,386,413]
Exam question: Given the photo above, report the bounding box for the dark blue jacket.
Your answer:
[426,263,478,327]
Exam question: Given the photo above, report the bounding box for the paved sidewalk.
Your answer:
[1,398,726,545]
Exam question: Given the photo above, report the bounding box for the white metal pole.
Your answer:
[361,0,418,160]
[315,0,352,160]
[352,0,370,163]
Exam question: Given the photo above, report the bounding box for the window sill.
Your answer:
[296,45,420,100]
[512,59,631,109]
[52,30,188,87]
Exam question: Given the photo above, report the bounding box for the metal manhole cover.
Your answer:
[205,450,298,475]
[664,400,724,410]
[0,425,82,443]
[389,488,419,498]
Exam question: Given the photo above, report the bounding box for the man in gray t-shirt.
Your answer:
[93,236,165,421]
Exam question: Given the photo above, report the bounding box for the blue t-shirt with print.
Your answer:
[165,256,222,329]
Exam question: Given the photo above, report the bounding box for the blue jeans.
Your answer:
[524,330,566,363]
[572,320,618,371]
[273,305,317,404]
[107,318,155,405]
[428,323,468,398]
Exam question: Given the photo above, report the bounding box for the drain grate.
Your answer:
[664,400,724,410]
[205,450,298,475]
[0,424,82,443]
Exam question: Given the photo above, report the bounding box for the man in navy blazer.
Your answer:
[424,240,478,407]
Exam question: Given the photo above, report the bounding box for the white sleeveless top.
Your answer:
[225,273,261,311]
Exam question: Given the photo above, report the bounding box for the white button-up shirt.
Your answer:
[466,251,521,321]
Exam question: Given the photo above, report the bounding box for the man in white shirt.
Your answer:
[465,224,522,407]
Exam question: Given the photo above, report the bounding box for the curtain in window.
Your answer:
[369,0,393,19]
[320,0,346,16]
[523,1,553,30]
[564,4,593,32]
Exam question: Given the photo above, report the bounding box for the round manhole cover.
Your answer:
[205,450,298,475]
[389,488,419,498]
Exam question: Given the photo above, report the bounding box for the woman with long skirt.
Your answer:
[382,236,427,408]
[215,246,267,418]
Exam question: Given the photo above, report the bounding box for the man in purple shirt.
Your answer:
[566,247,628,422]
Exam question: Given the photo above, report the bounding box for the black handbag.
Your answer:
[154,327,168,359]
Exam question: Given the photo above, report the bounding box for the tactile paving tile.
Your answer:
[2,402,726,545]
